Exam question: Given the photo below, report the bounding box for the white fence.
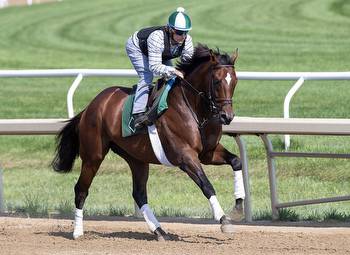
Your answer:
[223,117,350,220]
[1,69,350,135]
[1,69,350,220]
[0,0,8,8]
[0,0,32,8]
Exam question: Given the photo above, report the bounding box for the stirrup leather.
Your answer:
[133,113,150,129]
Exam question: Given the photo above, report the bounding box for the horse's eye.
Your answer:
[214,80,221,86]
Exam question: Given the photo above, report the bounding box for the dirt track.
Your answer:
[0,217,350,255]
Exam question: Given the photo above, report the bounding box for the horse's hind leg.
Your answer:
[124,156,170,241]
[73,159,103,239]
[73,132,108,239]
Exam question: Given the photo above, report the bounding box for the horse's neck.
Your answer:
[181,77,213,122]
[170,83,223,149]
[169,85,198,121]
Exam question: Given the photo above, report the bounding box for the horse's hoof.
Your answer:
[229,199,245,221]
[73,227,84,240]
[220,223,235,233]
[220,215,235,233]
[229,207,245,222]
[154,227,171,241]
[73,232,83,240]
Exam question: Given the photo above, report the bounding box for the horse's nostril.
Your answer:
[220,112,233,125]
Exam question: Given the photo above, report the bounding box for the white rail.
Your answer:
[239,71,350,149]
[0,0,61,8]
[0,69,138,118]
[0,119,66,135]
[1,69,349,122]
[226,117,350,220]
[0,0,8,8]
[283,77,305,150]
[0,164,3,213]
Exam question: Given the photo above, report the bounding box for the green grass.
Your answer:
[1,0,350,221]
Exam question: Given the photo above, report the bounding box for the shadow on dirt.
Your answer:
[45,230,182,242]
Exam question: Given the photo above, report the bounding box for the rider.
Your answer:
[125,7,194,129]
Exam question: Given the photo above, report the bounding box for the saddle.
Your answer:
[145,78,168,123]
[122,78,176,137]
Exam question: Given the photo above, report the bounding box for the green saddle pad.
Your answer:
[122,78,175,137]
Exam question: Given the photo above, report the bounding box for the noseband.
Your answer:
[179,64,235,128]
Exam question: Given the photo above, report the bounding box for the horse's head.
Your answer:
[177,44,239,125]
[209,48,238,124]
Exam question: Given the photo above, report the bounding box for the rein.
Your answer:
[178,64,234,129]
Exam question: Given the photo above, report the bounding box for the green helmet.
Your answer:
[168,7,192,31]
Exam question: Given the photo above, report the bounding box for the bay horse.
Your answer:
[52,44,245,241]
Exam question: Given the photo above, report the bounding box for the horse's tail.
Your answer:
[51,111,83,173]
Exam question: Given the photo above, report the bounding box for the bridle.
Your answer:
[179,63,235,128]
[208,64,235,113]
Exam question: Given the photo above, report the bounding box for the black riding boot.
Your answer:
[133,113,149,129]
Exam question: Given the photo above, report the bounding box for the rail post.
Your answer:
[283,77,305,150]
[0,163,4,213]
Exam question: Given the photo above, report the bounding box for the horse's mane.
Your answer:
[176,44,234,75]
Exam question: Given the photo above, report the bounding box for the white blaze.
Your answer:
[225,73,232,85]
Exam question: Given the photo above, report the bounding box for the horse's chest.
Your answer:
[201,132,221,151]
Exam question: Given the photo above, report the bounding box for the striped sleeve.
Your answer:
[181,35,194,62]
[147,30,176,77]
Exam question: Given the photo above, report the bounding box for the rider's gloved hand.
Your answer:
[174,69,184,79]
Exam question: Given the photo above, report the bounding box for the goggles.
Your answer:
[173,29,188,36]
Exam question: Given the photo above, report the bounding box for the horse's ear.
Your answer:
[231,48,239,63]
[209,49,218,64]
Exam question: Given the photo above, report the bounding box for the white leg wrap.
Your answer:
[234,170,246,199]
[73,208,84,239]
[140,204,161,232]
[209,196,225,221]
[134,201,143,218]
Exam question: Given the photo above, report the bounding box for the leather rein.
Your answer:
[179,64,235,129]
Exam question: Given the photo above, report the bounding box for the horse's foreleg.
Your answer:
[127,157,170,241]
[200,144,245,221]
[180,153,232,232]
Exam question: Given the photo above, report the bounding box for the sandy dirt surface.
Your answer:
[0,216,350,255]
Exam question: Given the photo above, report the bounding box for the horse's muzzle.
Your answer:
[219,110,234,125]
